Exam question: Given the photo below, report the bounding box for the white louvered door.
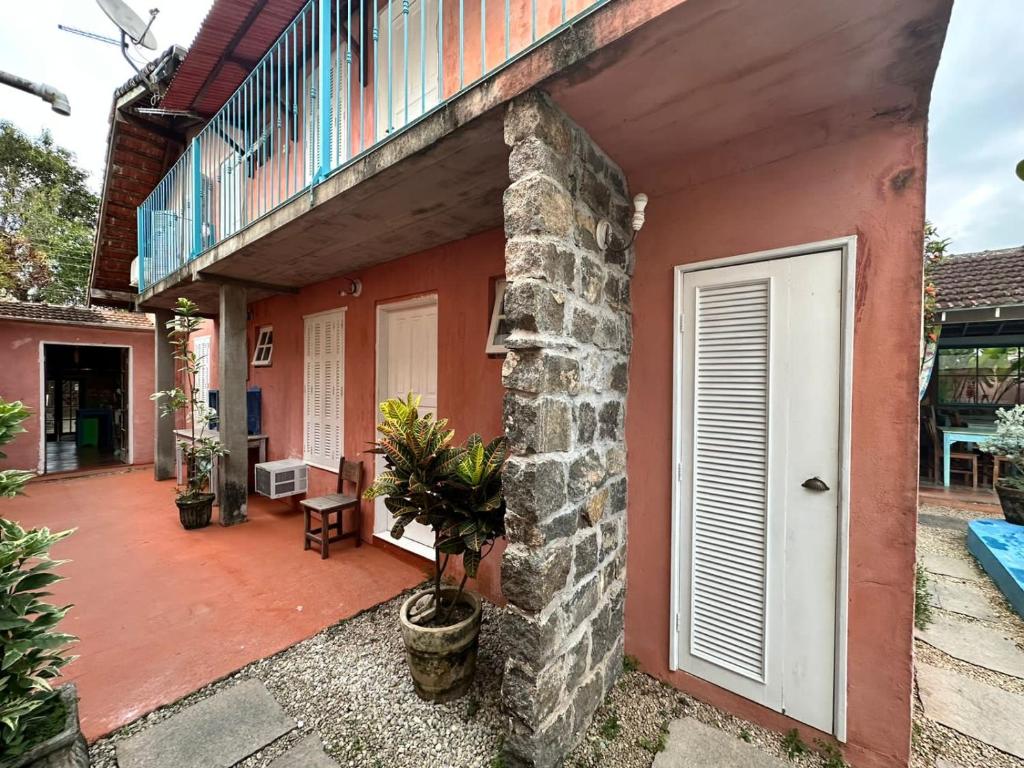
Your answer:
[675,250,842,733]
[304,310,345,471]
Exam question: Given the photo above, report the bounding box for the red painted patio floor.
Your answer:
[3,469,429,742]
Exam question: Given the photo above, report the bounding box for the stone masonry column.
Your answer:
[500,90,632,768]
[153,308,177,481]
[217,283,249,525]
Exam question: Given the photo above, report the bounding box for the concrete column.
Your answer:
[217,283,249,525]
[153,308,177,481]
[500,91,632,768]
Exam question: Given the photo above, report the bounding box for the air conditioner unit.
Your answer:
[255,459,308,500]
[129,257,139,287]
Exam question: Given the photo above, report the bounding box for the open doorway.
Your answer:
[42,344,131,474]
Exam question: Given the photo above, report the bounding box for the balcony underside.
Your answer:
[139,0,949,316]
[140,106,509,313]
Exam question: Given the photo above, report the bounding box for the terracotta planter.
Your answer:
[2,684,89,768]
[175,493,214,530]
[995,482,1024,526]
[399,588,482,702]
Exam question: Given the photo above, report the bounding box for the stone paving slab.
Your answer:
[652,718,787,768]
[116,679,294,768]
[921,553,982,582]
[267,735,339,768]
[919,513,968,532]
[917,664,1024,759]
[916,614,1024,678]
[929,578,999,622]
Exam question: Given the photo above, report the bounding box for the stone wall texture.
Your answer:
[500,90,633,768]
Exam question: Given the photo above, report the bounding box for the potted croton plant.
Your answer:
[982,404,1024,525]
[152,298,227,530]
[364,394,508,702]
[0,399,86,768]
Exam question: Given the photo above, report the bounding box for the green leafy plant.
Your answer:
[638,723,669,754]
[0,397,33,497]
[599,713,621,740]
[782,728,809,760]
[151,297,227,501]
[364,393,508,625]
[0,519,77,757]
[738,727,753,743]
[622,654,640,673]
[815,739,849,768]
[981,405,1024,491]
[914,562,933,630]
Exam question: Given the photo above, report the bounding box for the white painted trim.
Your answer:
[373,531,436,561]
[373,293,439,559]
[37,341,135,475]
[485,279,509,355]
[668,235,856,741]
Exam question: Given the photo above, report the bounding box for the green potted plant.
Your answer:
[364,394,507,702]
[981,404,1024,525]
[0,398,34,498]
[0,398,85,768]
[152,297,227,530]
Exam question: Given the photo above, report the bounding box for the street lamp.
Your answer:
[0,70,71,116]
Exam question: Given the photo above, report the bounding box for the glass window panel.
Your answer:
[937,348,977,404]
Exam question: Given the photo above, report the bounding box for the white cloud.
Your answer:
[927,0,1024,252]
[0,0,212,192]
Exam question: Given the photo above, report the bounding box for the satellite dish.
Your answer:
[96,0,158,50]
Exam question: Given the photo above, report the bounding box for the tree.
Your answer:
[0,122,98,305]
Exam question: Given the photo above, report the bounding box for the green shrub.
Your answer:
[981,405,1024,490]
[915,562,933,631]
[782,728,808,759]
[0,519,77,756]
[0,398,33,497]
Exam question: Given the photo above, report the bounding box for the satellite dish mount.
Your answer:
[95,0,161,92]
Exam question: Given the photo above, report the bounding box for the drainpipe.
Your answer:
[0,70,71,115]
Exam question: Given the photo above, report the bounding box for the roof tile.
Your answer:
[0,301,153,330]
[932,245,1024,311]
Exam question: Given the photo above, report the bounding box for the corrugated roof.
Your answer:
[933,246,1024,311]
[160,0,309,116]
[0,301,153,330]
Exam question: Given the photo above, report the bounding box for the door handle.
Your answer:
[801,477,830,492]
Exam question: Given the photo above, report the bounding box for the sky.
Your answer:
[0,0,1021,255]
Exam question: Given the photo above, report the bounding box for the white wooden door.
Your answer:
[193,335,211,425]
[376,0,441,139]
[304,310,345,471]
[376,298,438,552]
[674,249,843,733]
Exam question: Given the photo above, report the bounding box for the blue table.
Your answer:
[940,424,996,487]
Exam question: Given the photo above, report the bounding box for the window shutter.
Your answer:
[193,336,211,420]
[690,280,770,681]
[304,311,345,469]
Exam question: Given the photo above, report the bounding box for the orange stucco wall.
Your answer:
[217,228,507,599]
[0,321,155,474]
[625,123,926,768]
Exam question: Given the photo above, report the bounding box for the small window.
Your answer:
[252,326,274,367]
[486,279,510,355]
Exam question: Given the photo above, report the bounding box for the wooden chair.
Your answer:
[301,457,363,559]
[923,406,978,489]
[993,455,1015,487]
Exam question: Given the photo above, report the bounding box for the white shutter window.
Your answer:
[690,280,770,681]
[193,335,211,423]
[304,310,345,470]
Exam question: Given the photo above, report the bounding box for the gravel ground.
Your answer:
[913,504,1024,768]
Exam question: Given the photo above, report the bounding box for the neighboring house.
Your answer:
[929,246,1024,411]
[0,301,154,475]
[88,1,953,767]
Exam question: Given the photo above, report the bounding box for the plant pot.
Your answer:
[995,481,1024,526]
[175,493,215,530]
[2,684,89,768]
[399,588,482,703]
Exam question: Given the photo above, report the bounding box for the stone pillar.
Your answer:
[217,283,249,525]
[500,90,632,768]
[153,308,177,481]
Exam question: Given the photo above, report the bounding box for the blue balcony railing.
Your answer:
[137,0,608,290]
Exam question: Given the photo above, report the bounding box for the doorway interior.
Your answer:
[42,343,130,474]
